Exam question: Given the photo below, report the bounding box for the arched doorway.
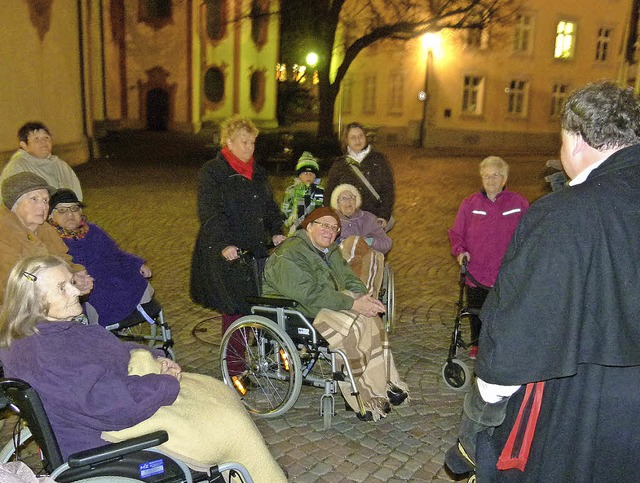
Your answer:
[146,88,169,131]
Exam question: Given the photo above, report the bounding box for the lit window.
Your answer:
[513,14,533,53]
[462,75,484,115]
[205,0,227,41]
[596,28,611,62]
[554,20,576,60]
[388,73,404,114]
[507,80,529,116]
[363,75,377,115]
[250,70,266,112]
[276,63,287,82]
[550,83,569,117]
[204,67,225,104]
[251,0,269,47]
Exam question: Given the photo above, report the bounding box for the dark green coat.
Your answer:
[261,230,366,318]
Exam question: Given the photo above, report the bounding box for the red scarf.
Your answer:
[222,146,254,180]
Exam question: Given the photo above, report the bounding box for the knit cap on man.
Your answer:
[2,172,54,210]
[295,152,320,176]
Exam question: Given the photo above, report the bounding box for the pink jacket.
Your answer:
[448,190,528,287]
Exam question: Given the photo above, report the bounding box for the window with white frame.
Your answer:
[388,73,404,114]
[550,83,569,117]
[554,20,576,59]
[595,27,611,62]
[462,75,484,115]
[507,80,529,116]
[513,14,533,53]
[466,28,489,49]
[363,75,377,115]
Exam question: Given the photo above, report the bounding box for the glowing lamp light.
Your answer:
[421,32,441,54]
[306,52,319,67]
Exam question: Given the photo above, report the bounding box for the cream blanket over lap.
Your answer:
[101,350,286,483]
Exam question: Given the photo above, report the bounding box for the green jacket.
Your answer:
[261,230,367,318]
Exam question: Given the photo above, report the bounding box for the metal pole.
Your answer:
[418,49,433,148]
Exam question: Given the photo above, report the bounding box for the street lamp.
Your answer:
[418,33,441,148]
[306,52,319,68]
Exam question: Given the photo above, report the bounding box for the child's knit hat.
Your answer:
[295,152,320,176]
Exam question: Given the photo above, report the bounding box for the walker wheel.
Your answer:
[441,359,472,391]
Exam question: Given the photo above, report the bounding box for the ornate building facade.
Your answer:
[0,0,280,165]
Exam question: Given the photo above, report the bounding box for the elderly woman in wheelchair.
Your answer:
[259,207,408,422]
[0,255,286,482]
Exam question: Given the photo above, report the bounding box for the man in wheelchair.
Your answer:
[262,207,408,421]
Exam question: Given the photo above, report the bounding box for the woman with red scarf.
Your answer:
[190,116,285,356]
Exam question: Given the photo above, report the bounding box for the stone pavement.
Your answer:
[62,136,548,481]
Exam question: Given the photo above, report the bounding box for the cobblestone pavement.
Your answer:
[40,134,550,482]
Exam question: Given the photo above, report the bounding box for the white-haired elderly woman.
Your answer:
[331,183,391,296]
[0,172,93,304]
[0,255,287,481]
[448,156,529,359]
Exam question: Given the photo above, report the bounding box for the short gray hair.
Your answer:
[479,156,509,176]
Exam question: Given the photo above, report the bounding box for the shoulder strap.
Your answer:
[349,164,381,201]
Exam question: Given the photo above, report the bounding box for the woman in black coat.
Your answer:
[190,116,284,368]
[325,122,395,230]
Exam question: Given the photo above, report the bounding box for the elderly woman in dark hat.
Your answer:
[0,172,92,304]
[48,188,153,327]
[262,207,408,421]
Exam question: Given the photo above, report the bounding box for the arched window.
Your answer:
[139,0,172,28]
[205,0,227,41]
[204,67,225,105]
[251,0,269,47]
[250,70,266,111]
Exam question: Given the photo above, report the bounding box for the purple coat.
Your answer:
[1,322,179,461]
[63,223,148,326]
[448,189,529,287]
[337,209,392,254]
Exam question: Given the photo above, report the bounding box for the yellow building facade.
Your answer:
[0,0,280,166]
[336,0,634,152]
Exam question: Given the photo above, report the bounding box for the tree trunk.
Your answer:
[317,77,337,138]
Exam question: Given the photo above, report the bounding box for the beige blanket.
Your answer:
[102,350,286,482]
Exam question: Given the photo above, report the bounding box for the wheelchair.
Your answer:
[441,261,489,391]
[219,296,367,430]
[380,262,395,333]
[0,378,253,482]
[106,296,176,361]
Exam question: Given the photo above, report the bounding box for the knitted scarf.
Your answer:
[49,217,90,240]
[346,144,371,164]
[222,146,254,180]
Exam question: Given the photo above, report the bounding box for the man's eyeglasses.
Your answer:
[481,172,504,180]
[55,205,82,215]
[338,195,356,202]
[312,221,340,233]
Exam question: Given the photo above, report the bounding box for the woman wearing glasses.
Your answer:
[330,183,391,294]
[262,207,408,422]
[448,156,529,359]
[48,188,153,327]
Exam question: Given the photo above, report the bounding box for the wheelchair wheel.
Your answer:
[220,315,302,418]
[380,263,395,333]
[321,395,334,430]
[0,426,45,472]
[441,359,472,391]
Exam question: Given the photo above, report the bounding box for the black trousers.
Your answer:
[466,285,489,346]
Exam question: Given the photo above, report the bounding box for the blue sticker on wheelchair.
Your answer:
[139,459,165,478]
[297,327,310,335]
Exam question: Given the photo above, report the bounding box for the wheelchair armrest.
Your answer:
[66,430,169,468]
[247,295,298,308]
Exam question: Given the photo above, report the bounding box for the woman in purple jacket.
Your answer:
[48,188,153,327]
[331,183,392,295]
[0,255,180,460]
[448,156,529,359]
